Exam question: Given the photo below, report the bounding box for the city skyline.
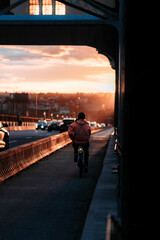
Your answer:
[0,45,115,93]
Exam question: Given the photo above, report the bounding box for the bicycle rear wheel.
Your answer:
[78,148,84,178]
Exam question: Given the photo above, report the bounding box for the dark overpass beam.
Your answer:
[0,16,118,68]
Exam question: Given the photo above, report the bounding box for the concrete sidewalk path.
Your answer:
[0,128,113,240]
[81,133,119,240]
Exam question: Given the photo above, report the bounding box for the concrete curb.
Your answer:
[81,134,119,240]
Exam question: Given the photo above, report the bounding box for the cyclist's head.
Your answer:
[78,112,85,119]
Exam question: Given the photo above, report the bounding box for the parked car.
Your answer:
[59,118,75,133]
[47,121,61,132]
[36,120,47,130]
[100,123,106,127]
[0,122,9,151]
[41,121,48,130]
[90,121,97,128]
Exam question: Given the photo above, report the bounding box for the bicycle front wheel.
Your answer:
[79,165,83,178]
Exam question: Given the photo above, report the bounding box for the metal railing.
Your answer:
[106,215,121,240]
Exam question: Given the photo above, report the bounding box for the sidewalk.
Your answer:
[0,129,111,240]
[81,133,119,240]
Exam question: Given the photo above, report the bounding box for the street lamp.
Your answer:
[76,96,80,115]
[43,112,46,119]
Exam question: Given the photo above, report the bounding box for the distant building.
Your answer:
[59,108,70,114]
[12,93,29,103]
[8,0,84,15]
[78,97,88,104]
[84,104,103,112]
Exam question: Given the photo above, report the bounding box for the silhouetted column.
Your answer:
[114,67,119,129]
[121,1,155,239]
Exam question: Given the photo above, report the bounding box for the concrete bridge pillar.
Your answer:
[120,1,155,239]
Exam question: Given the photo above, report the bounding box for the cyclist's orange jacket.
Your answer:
[68,119,91,144]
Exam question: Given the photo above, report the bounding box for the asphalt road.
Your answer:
[0,128,113,240]
[9,130,60,149]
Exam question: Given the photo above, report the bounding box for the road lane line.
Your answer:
[9,140,17,143]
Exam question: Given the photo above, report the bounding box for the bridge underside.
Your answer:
[0,15,119,131]
[0,15,118,69]
[0,3,155,238]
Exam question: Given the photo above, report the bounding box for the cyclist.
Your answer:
[68,112,91,172]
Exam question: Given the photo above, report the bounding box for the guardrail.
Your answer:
[0,128,104,182]
[0,132,72,183]
[1,121,36,131]
[6,125,35,131]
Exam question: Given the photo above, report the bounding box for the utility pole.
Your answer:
[35,93,37,118]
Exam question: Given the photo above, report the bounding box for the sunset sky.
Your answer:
[0,45,115,93]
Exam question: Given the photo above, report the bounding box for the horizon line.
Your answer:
[0,91,115,94]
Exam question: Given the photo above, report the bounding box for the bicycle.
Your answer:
[77,146,84,178]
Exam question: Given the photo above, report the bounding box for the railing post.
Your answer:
[106,215,121,240]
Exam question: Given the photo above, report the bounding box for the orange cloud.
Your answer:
[0,45,115,93]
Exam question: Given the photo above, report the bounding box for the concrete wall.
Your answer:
[0,17,118,69]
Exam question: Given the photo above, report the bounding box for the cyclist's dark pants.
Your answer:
[72,142,89,166]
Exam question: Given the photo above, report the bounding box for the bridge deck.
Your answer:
[0,129,112,240]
